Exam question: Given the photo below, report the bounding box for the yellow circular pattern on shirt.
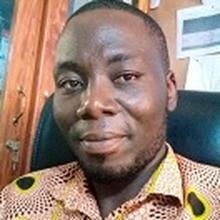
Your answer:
[185,186,211,219]
[12,173,41,194]
[15,217,28,220]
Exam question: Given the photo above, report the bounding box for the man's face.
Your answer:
[53,9,177,182]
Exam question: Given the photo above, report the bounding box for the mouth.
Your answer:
[79,132,127,155]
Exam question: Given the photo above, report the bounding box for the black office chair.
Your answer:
[31,90,220,171]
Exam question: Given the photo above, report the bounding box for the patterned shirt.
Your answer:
[0,144,220,220]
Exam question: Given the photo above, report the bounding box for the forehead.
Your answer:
[56,9,159,66]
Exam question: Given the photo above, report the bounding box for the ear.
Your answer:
[166,70,178,112]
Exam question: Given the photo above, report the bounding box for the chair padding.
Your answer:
[167,90,220,167]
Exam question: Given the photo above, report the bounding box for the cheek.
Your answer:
[118,85,167,124]
[53,94,79,132]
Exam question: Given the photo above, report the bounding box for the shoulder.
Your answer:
[175,155,220,218]
[1,161,79,193]
[176,154,220,191]
[0,162,79,219]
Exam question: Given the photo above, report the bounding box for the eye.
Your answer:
[57,78,84,93]
[114,72,140,84]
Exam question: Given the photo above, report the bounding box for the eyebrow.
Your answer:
[54,53,133,76]
[106,53,132,65]
[54,61,85,76]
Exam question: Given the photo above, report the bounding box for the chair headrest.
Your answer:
[167,90,220,167]
[31,95,75,171]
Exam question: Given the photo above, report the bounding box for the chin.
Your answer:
[77,153,149,184]
[70,125,166,183]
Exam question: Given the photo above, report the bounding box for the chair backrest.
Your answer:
[31,90,220,171]
[167,90,220,166]
[31,95,75,171]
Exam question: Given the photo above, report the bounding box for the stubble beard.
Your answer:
[71,121,167,184]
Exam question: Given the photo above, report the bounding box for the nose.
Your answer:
[76,80,120,119]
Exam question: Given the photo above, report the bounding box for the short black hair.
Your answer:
[64,0,170,72]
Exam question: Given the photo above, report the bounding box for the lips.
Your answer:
[79,132,127,155]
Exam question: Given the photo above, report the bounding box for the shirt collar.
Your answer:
[146,143,184,204]
[50,143,183,217]
[50,163,101,219]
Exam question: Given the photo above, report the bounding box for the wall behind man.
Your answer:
[150,0,201,89]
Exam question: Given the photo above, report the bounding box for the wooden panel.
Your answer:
[138,0,150,13]
[0,0,69,189]
[25,0,69,171]
[150,0,201,89]
[0,0,46,189]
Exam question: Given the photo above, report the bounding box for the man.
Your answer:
[0,0,220,219]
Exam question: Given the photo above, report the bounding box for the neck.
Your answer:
[90,144,167,218]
